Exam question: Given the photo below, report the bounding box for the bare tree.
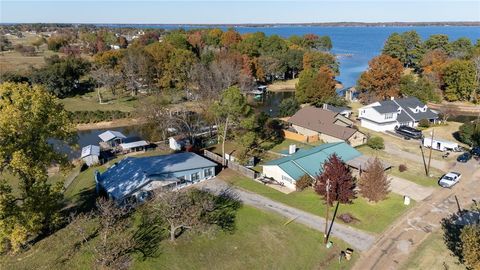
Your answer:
[122,48,154,96]
[91,66,122,103]
[438,103,460,123]
[358,157,390,202]
[71,199,135,270]
[150,188,241,242]
[135,94,204,144]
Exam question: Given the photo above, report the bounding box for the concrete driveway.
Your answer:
[389,176,435,201]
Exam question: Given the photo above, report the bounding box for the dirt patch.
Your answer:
[338,213,360,224]
[76,118,144,131]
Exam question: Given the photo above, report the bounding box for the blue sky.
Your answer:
[1,1,479,24]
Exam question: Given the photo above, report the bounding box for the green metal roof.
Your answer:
[265,142,362,180]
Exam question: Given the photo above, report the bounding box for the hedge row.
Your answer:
[70,110,131,124]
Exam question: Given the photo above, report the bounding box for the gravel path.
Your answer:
[197,178,376,252]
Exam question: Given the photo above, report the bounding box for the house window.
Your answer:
[204,168,213,178]
[384,113,393,119]
[281,175,294,183]
[191,172,200,181]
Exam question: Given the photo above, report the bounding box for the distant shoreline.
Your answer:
[2,21,480,27]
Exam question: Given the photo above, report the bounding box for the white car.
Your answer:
[438,172,462,188]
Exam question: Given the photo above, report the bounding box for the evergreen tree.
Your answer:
[358,158,390,202]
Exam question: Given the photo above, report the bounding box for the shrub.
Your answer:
[418,119,430,128]
[278,97,300,117]
[458,120,480,147]
[367,136,384,150]
[295,175,314,191]
[399,164,407,172]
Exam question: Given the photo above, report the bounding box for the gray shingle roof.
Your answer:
[372,101,399,113]
[288,107,359,140]
[393,97,439,121]
[324,104,352,114]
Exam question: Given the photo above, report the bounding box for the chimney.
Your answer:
[288,144,296,155]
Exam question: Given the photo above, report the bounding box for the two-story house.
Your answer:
[358,97,439,132]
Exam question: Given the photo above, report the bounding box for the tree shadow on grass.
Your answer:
[62,187,98,216]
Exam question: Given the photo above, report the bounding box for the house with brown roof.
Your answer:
[287,106,367,147]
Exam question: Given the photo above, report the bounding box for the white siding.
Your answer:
[262,165,296,190]
[360,119,398,132]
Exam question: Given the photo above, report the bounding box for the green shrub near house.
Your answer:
[367,136,384,150]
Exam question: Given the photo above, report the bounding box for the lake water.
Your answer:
[74,25,479,156]
[131,25,480,88]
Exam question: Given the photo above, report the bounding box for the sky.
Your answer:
[1,0,479,24]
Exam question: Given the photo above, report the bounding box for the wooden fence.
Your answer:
[283,130,319,143]
[203,150,258,179]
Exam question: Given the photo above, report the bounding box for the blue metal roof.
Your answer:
[97,152,217,200]
[265,142,362,180]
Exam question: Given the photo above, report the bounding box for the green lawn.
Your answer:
[220,170,413,233]
[0,205,358,270]
[61,91,138,112]
[134,206,357,270]
[357,145,443,187]
[401,230,464,270]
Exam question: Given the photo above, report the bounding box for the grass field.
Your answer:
[357,145,443,187]
[220,170,413,233]
[61,90,138,112]
[0,205,357,270]
[401,230,464,270]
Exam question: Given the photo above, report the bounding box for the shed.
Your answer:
[81,145,100,166]
[98,130,127,147]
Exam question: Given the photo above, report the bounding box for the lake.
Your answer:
[127,25,480,88]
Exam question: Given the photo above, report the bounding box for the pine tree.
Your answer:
[358,157,390,202]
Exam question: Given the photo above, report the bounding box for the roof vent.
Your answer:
[289,144,297,155]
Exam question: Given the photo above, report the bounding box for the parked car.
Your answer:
[438,172,462,188]
[395,126,423,140]
[457,152,472,163]
[471,146,480,157]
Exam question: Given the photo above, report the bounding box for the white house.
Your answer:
[98,130,127,147]
[358,97,439,132]
[262,142,363,190]
[81,145,100,166]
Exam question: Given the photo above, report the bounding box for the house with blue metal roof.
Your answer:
[95,152,217,203]
[262,142,363,190]
[358,97,439,132]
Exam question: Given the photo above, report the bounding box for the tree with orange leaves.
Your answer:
[357,54,403,103]
[420,49,450,88]
[220,29,242,48]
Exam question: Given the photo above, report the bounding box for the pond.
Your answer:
[248,91,295,117]
[55,126,144,160]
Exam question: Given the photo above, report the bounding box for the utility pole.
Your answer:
[427,128,434,176]
[324,178,331,244]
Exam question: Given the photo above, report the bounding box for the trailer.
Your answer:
[422,137,460,152]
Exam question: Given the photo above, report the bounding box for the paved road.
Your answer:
[384,141,452,171]
[389,176,435,201]
[352,160,480,270]
[197,178,376,252]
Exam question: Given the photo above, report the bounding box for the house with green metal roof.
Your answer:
[262,142,362,190]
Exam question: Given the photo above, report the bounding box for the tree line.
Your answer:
[357,31,480,103]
